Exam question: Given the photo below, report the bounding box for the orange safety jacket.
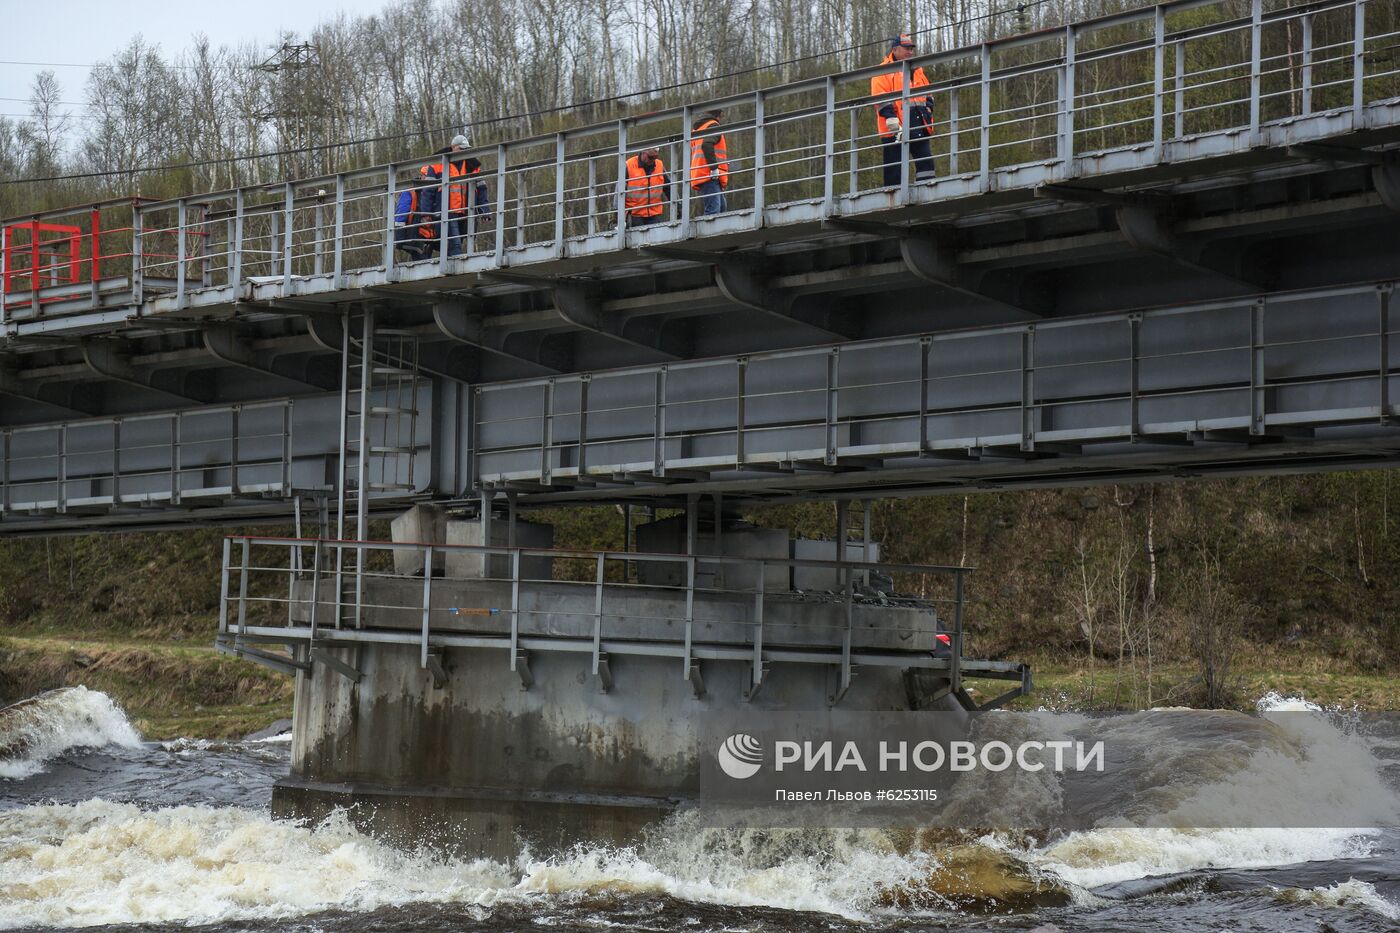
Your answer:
[689,119,729,189]
[870,51,932,138]
[625,155,667,217]
[419,161,467,212]
[400,188,438,241]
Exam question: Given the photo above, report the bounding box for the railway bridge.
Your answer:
[4,0,1400,853]
[2,0,1398,531]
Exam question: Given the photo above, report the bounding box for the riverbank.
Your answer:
[0,631,290,740]
[3,626,1394,742]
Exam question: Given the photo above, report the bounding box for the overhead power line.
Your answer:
[0,0,1053,189]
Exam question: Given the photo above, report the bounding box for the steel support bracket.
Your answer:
[714,261,851,340]
[310,646,363,683]
[742,664,768,702]
[551,279,688,361]
[204,322,338,391]
[828,663,854,707]
[432,297,567,374]
[1286,143,1399,167]
[1372,164,1400,214]
[1116,203,1271,290]
[513,649,534,690]
[899,232,1048,319]
[686,662,706,698]
[0,364,98,416]
[424,649,449,689]
[1035,183,1173,208]
[82,339,207,404]
[595,651,614,693]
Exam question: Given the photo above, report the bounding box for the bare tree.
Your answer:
[1180,545,1247,708]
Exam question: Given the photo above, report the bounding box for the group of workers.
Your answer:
[396,34,931,259]
[394,134,493,261]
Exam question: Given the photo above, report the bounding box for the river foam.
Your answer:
[0,800,512,929]
[0,687,143,780]
[2,691,1397,929]
[0,802,960,928]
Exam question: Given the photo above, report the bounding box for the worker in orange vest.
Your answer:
[448,133,492,220]
[417,147,463,255]
[690,109,728,217]
[871,33,935,186]
[419,137,491,256]
[624,147,668,227]
[394,172,441,261]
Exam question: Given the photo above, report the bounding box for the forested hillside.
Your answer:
[2,470,1396,716]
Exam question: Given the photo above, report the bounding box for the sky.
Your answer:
[0,0,393,129]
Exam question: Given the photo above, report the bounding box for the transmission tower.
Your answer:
[253,39,324,177]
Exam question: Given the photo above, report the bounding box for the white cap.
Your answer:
[451,134,470,148]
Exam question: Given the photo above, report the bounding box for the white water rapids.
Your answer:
[0,689,1397,930]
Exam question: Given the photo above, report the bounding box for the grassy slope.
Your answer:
[1,472,1397,738]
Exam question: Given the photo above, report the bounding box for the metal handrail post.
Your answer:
[1353,0,1367,119]
[752,564,765,691]
[131,201,143,306]
[308,538,322,643]
[438,154,450,274]
[683,555,696,678]
[508,549,522,671]
[1020,326,1036,451]
[823,77,836,214]
[587,158,598,235]
[176,199,187,309]
[218,537,232,634]
[1058,30,1076,178]
[383,164,396,274]
[615,120,629,245]
[282,183,294,293]
[951,569,964,694]
[421,546,433,669]
[1302,14,1314,116]
[899,59,912,203]
[231,189,243,292]
[653,366,667,478]
[753,92,766,227]
[980,44,992,191]
[1250,299,1267,435]
[333,174,345,286]
[848,108,859,193]
[171,412,182,505]
[1249,0,1263,144]
[554,133,566,256]
[680,104,693,237]
[592,552,605,677]
[1153,6,1166,161]
[495,145,508,265]
[237,538,250,635]
[1378,285,1392,422]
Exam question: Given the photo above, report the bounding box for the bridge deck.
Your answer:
[3,0,1398,336]
[1,0,1399,530]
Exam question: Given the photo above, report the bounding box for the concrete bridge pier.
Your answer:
[265,505,985,858]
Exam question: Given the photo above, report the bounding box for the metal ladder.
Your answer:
[335,307,421,626]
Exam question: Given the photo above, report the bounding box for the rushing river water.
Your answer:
[2,687,1399,932]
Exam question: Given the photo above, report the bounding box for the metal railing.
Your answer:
[216,534,1022,703]
[471,278,1398,487]
[0,400,298,514]
[4,0,1398,325]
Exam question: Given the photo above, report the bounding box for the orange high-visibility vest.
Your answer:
[625,155,666,217]
[403,189,438,241]
[419,161,466,212]
[689,119,728,189]
[870,51,932,138]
